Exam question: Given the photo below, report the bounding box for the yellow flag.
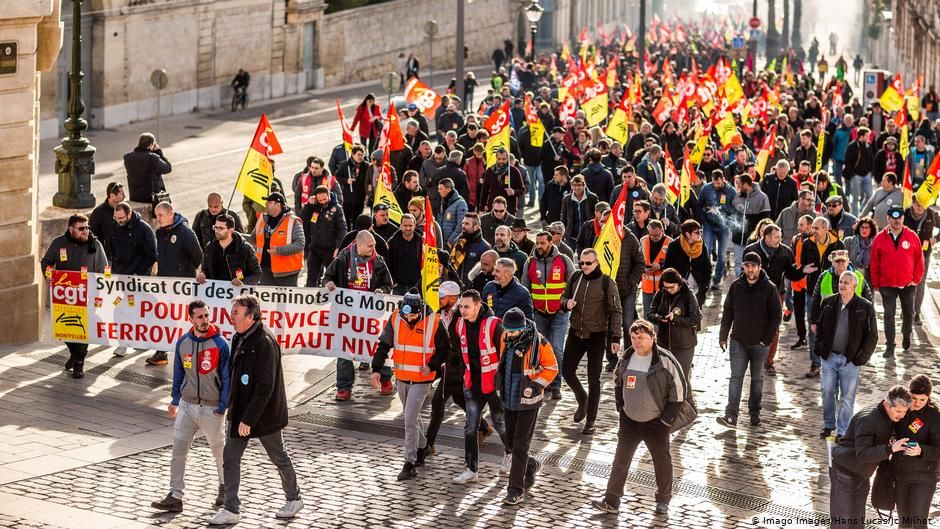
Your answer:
[484,101,511,167]
[525,95,544,148]
[582,92,609,127]
[879,74,905,112]
[914,155,940,207]
[595,185,627,277]
[723,71,745,106]
[421,197,440,311]
[606,105,628,144]
[373,177,403,225]
[906,91,920,122]
[815,131,826,172]
[688,125,709,165]
[235,149,274,206]
[715,112,740,147]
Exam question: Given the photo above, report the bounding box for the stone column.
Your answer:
[0,1,62,343]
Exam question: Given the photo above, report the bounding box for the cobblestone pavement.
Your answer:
[2,270,939,528]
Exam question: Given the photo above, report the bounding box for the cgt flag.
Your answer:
[595,183,628,277]
[914,154,940,207]
[484,100,511,167]
[879,73,905,112]
[373,149,403,224]
[525,94,544,148]
[663,148,682,204]
[421,197,440,311]
[404,77,442,116]
[336,100,354,153]
[235,114,283,206]
[606,95,631,145]
[579,76,609,127]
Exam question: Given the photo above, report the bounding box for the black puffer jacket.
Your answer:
[832,402,898,479]
[110,211,157,275]
[202,232,262,284]
[123,147,171,202]
[156,213,203,278]
[648,282,701,350]
[719,270,783,347]
[301,196,347,250]
[891,404,940,484]
[227,321,288,439]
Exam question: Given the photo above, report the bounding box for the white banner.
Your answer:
[64,273,401,363]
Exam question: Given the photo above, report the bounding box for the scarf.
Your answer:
[681,236,703,259]
[347,242,376,291]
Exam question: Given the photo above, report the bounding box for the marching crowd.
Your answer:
[39,18,940,528]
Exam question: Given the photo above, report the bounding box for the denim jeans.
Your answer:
[533,311,569,391]
[848,174,873,218]
[784,279,793,312]
[829,464,869,529]
[731,242,745,277]
[223,429,300,514]
[832,160,844,187]
[880,286,916,348]
[524,165,543,206]
[703,224,730,285]
[620,293,637,345]
[641,292,655,320]
[463,389,509,472]
[725,340,769,419]
[820,353,860,436]
[336,359,390,391]
[806,293,820,367]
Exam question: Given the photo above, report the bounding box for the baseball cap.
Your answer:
[743,252,762,266]
[262,192,287,205]
[438,281,460,297]
[829,250,850,262]
[887,205,904,219]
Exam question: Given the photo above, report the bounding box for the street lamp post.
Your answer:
[524,0,543,62]
[53,0,96,209]
[456,0,465,106]
[638,0,647,71]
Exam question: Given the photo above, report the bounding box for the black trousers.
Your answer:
[670,346,695,383]
[305,247,334,287]
[426,374,488,449]
[793,290,807,340]
[604,414,673,508]
[895,480,937,529]
[505,408,539,495]
[345,203,364,227]
[880,286,916,348]
[66,342,88,363]
[562,332,607,423]
[828,465,870,529]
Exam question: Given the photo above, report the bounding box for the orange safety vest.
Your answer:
[456,316,500,394]
[255,214,303,275]
[389,311,440,383]
[528,254,567,314]
[640,234,672,294]
[792,235,807,292]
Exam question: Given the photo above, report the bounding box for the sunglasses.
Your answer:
[492,209,506,214]
[578,260,597,266]
[71,226,90,232]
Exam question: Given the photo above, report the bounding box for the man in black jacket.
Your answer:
[336,145,371,227]
[814,271,877,441]
[198,214,261,285]
[88,182,125,259]
[301,186,347,287]
[124,133,171,203]
[192,193,245,250]
[842,128,876,215]
[830,386,913,529]
[387,214,423,294]
[717,253,783,428]
[762,160,799,222]
[209,295,302,525]
[432,150,471,205]
[110,202,158,360]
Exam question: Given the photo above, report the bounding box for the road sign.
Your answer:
[750,29,761,41]
[381,72,400,94]
[732,37,745,50]
[150,69,168,90]
[749,17,761,29]
[424,20,438,38]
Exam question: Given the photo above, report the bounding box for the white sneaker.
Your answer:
[275,498,304,519]
[499,453,513,475]
[112,347,128,357]
[207,508,240,525]
[453,468,478,483]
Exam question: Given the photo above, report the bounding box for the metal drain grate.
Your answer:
[25,350,171,390]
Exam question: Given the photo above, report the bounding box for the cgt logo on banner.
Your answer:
[49,271,402,364]
[51,271,89,341]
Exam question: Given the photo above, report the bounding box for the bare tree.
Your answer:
[791,0,803,49]
[767,0,779,58]
[782,0,790,50]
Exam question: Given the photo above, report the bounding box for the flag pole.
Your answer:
[227,147,254,211]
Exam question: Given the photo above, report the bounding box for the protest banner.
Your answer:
[51,271,401,364]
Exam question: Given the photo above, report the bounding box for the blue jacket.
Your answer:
[156,213,203,278]
[699,182,737,229]
[832,125,854,162]
[580,162,614,202]
[171,325,231,414]
[439,191,468,247]
[110,210,157,275]
[482,277,534,319]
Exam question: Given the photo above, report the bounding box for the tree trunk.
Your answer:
[767,0,778,57]
[782,0,790,50]
[791,0,803,49]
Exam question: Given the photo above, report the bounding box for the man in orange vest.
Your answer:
[253,192,305,286]
[428,289,512,484]
[790,214,815,350]
[639,220,672,319]
[496,308,558,505]
[370,291,449,481]
[522,231,574,401]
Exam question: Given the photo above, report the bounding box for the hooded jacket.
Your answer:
[301,194,347,250]
[452,229,491,285]
[580,162,614,202]
[494,241,528,278]
[439,191,469,247]
[648,282,701,350]
[202,231,262,284]
[428,303,503,396]
[172,324,231,414]
[123,146,170,202]
[156,213,203,278]
[41,230,108,274]
[110,211,158,275]
[322,243,393,293]
[560,189,599,242]
[614,345,689,431]
[719,270,783,346]
[870,226,925,289]
[227,321,288,439]
[497,321,558,411]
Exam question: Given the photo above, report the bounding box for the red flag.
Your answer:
[336,100,354,151]
[252,114,282,158]
[404,77,442,116]
[423,196,437,249]
[385,102,405,151]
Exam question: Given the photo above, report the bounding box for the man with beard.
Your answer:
[492,226,527,278]
[480,148,526,213]
[198,214,262,286]
[301,186,347,287]
[452,213,492,285]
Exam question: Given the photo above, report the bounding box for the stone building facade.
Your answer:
[869,0,940,91]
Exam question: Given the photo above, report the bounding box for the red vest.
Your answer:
[456,316,500,394]
[528,254,566,314]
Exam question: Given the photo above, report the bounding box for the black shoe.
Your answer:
[902,337,911,352]
[415,446,427,467]
[64,357,74,371]
[820,427,833,439]
[804,365,820,378]
[914,315,923,325]
[72,362,84,379]
[551,388,562,400]
[523,460,542,490]
[145,352,168,366]
[791,338,806,350]
[716,415,737,428]
[581,422,596,435]
[573,400,587,423]
[783,309,792,323]
[397,462,417,481]
[883,345,896,358]
[764,364,776,377]
[591,498,619,514]
[654,501,669,515]
[502,492,524,505]
[358,362,370,371]
[605,362,616,372]
[151,493,183,512]
[749,416,761,427]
